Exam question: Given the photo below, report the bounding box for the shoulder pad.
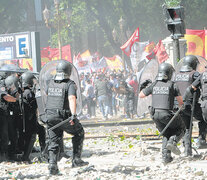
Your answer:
[193,71,200,80]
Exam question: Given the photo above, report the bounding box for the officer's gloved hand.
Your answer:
[70,114,78,125]
[183,86,194,102]
[140,79,152,91]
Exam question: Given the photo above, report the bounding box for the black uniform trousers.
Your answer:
[0,110,9,154]
[152,109,185,139]
[46,111,84,157]
[200,100,207,123]
[8,114,18,155]
[182,103,206,133]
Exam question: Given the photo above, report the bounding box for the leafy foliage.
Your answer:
[128,144,134,149]
[164,0,181,7]
[120,135,126,141]
[0,0,207,57]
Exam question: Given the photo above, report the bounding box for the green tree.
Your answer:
[1,0,207,59]
[0,0,27,33]
[49,0,169,57]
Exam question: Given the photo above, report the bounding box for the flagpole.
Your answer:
[119,17,126,74]
[55,0,62,59]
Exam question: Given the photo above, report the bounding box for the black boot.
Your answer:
[166,135,181,155]
[72,157,89,167]
[1,152,8,162]
[197,122,207,148]
[183,129,192,156]
[197,134,207,149]
[162,149,173,163]
[22,134,36,162]
[48,151,59,175]
[162,137,173,163]
[72,130,88,168]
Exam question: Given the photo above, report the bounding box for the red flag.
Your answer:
[184,29,205,58]
[154,40,169,64]
[62,45,72,62]
[146,51,156,60]
[120,27,139,56]
[41,45,72,62]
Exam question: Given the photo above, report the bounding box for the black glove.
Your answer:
[71,114,78,124]
[140,79,152,91]
[183,86,194,102]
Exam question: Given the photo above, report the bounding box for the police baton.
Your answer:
[189,91,197,149]
[48,116,73,132]
[158,104,184,138]
[18,77,26,133]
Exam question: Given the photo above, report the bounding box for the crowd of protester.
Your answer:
[79,69,139,120]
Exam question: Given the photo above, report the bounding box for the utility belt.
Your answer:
[149,106,172,116]
[46,109,71,118]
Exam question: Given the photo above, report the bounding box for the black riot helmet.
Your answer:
[0,72,8,80]
[180,55,198,72]
[21,71,35,88]
[54,61,72,81]
[157,63,175,81]
[5,74,19,91]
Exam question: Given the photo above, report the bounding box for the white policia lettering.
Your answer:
[48,88,63,96]
[153,86,169,94]
[175,74,189,81]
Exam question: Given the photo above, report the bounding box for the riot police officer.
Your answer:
[45,61,88,175]
[139,63,185,163]
[19,71,38,161]
[0,73,17,161]
[175,55,207,155]
[189,66,207,147]
[5,74,21,160]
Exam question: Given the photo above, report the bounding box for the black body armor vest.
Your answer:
[201,71,207,99]
[0,79,8,111]
[175,71,195,96]
[152,81,175,110]
[46,80,72,111]
[35,88,45,116]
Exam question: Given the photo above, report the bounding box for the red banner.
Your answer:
[120,27,139,56]
[184,29,205,58]
[146,41,168,63]
[154,40,169,64]
[41,44,72,64]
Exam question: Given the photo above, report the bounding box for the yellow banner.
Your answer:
[184,29,205,58]
[105,56,123,71]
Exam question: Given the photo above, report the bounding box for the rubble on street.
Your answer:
[1,122,207,180]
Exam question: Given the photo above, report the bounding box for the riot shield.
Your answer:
[0,61,20,75]
[176,56,207,73]
[0,60,31,77]
[137,59,159,116]
[39,60,82,115]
